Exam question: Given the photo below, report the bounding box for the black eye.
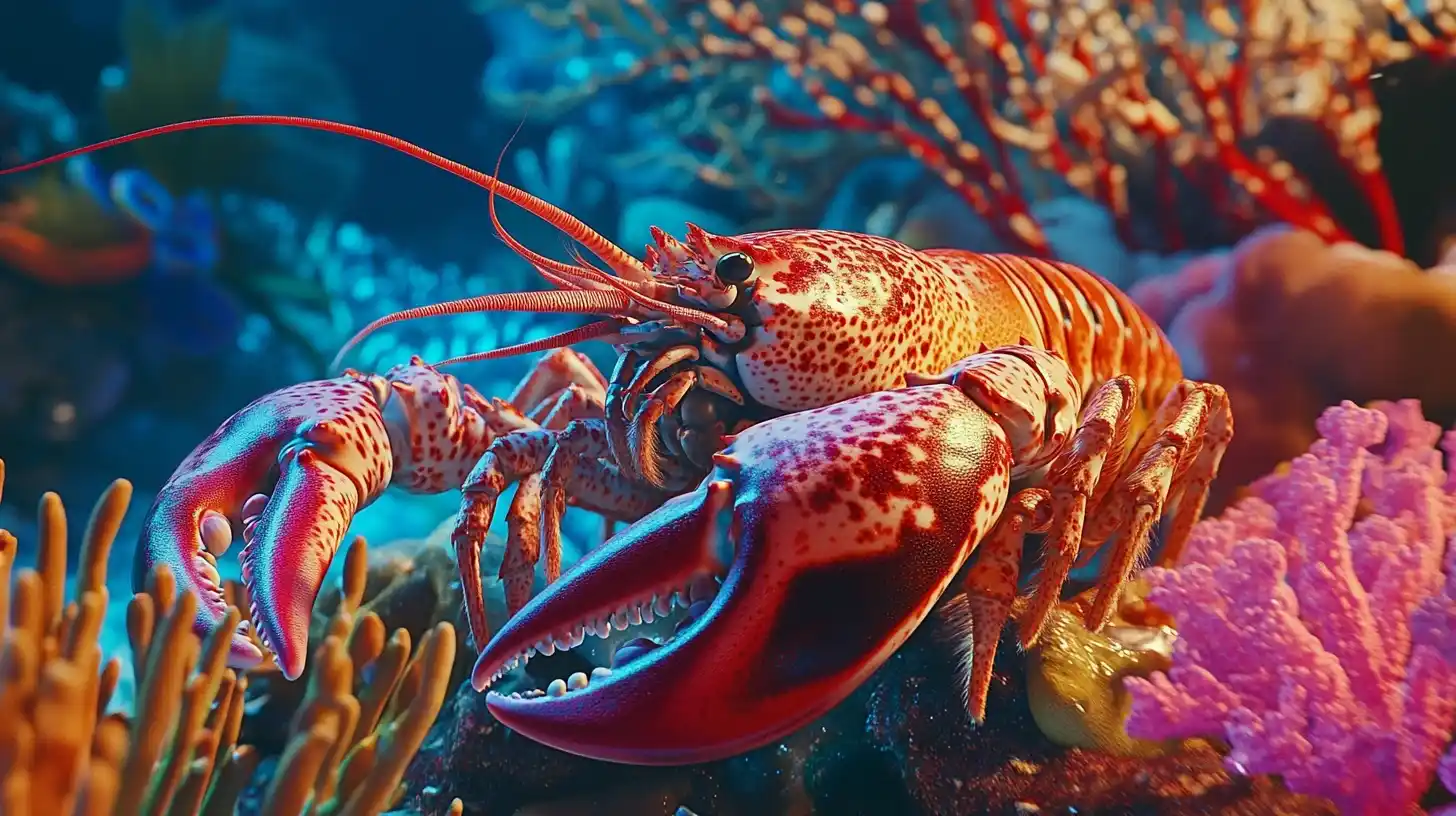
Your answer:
[713,252,755,284]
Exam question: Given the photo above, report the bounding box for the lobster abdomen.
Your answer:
[927,250,1182,413]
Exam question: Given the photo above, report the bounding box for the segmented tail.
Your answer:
[976,253,1182,412]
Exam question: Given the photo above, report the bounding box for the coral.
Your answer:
[1023,605,1179,758]
[221,197,580,381]
[94,2,337,365]
[1123,400,1456,815]
[4,170,133,250]
[0,459,461,815]
[865,611,1335,815]
[237,531,471,756]
[518,0,1452,256]
[229,537,461,814]
[401,594,1326,814]
[1,7,335,370]
[1129,226,1456,509]
[475,0,884,228]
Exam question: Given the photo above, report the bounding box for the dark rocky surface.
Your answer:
[400,605,1335,816]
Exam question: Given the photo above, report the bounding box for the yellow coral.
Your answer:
[1023,604,1181,758]
[0,459,463,814]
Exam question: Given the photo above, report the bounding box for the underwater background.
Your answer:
[0,0,1453,813]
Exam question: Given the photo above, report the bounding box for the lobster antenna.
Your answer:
[329,290,636,372]
[480,121,728,332]
[433,319,627,367]
[0,114,654,283]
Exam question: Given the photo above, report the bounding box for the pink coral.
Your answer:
[1125,399,1456,815]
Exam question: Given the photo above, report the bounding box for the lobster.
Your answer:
[0,115,1233,765]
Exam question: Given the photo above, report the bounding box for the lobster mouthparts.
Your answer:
[473,385,1012,764]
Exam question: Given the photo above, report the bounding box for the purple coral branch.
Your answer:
[1125,400,1456,815]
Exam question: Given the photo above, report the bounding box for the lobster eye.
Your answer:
[713,252,755,284]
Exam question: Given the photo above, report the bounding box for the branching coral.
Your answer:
[235,531,473,757]
[475,0,885,227]
[514,0,1452,256]
[1122,400,1456,814]
[0,459,462,815]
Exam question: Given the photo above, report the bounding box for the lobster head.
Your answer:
[641,226,988,414]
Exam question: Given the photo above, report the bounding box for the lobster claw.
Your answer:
[470,384,1012,764]
[136,375,395,679]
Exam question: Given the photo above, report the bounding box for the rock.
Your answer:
[402,593,1335,815]
[864,598,1336,815]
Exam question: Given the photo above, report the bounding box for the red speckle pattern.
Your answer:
[380,358,512,493]
[722,384,1011,593]
[139,357,523,674]
[665,228,1178,415]
[138,372,398,672]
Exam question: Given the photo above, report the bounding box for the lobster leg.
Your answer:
[500,472,545,625]
[1015,376,1139,647]
[453,348,613,636]
[453,349,682,649]
[1077,380,1232,629]
[540,419,666,586]
[513,348,609,422]
[1145,383,1234,568]
[456,421,666,648]
[961,487,1051,719]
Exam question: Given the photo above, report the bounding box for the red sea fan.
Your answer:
[1124,399,1456,815]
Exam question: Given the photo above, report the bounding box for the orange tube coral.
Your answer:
[0,459,463,815]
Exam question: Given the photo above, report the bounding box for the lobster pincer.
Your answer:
[136,358,512,679]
